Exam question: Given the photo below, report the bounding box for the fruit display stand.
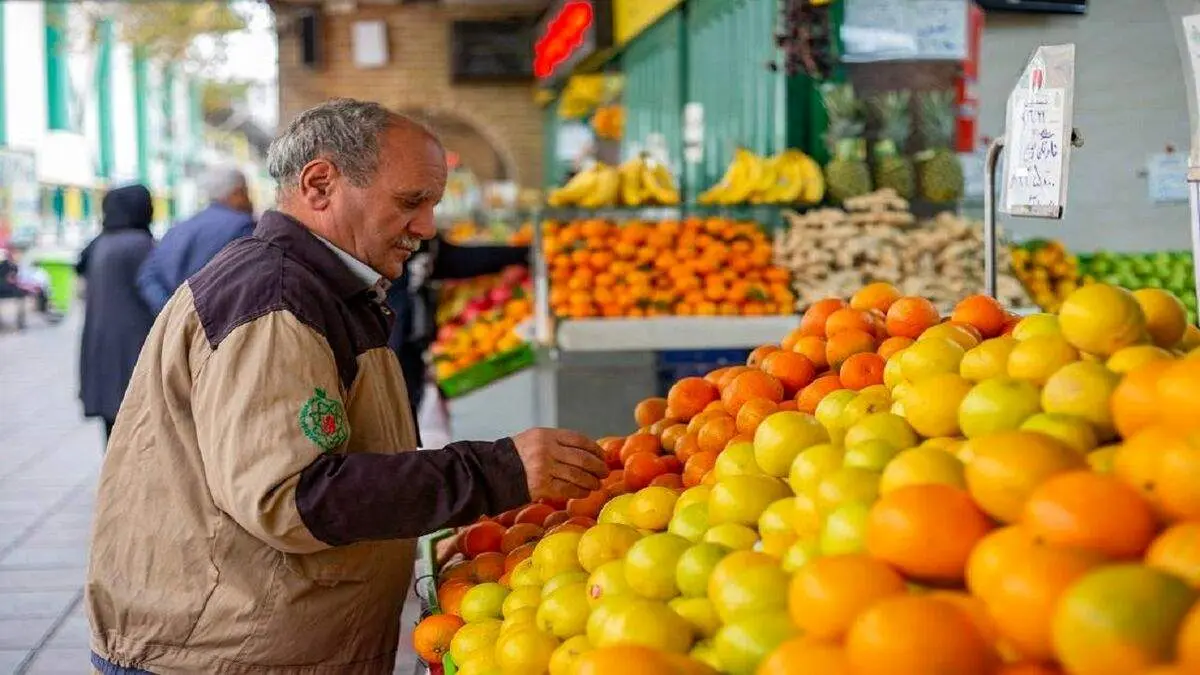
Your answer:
[413,528,457,675]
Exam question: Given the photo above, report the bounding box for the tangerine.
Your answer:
[846,595,993,675]
[761,350,817,396]
[826,308,875,337]
[634,398,669,428]
[792,335,829,370]
[412,614,465,664]
[682,451,718,488]
[1111,361,1172,438]
[756,637,854,675]
[826,329,876,372]
[438,579,473,616]
[877,336,914,360]
[748,344,781,367]
[501,524,545,554]
[1023,471,1157,560]
[697,415,738,454]
[734,397,778,436]
[721,370,785,413]
[624,453,668,491]
[965,526,1039,598]
[505,544,535,573]
[799,298,847,338]
[796,375,843,414]
[952,294,1008,339]
[850,282,901,313]
[1158,437,1200,521]
[667,377,720,421]
[620,434,661,464]
[839,352,886,390]
[885,296,941,339]
[866,484,993,583]
[459,521,506,557]
[787,554,906,640]
[660,424,689,453]
[1145,522,1200,588]
[964,430,1085,524]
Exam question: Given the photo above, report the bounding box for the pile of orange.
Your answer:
[544,217,794,319]
[414,280,1200,675]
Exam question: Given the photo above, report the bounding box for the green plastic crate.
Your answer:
[437,344,536,399]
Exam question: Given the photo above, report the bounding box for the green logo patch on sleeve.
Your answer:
[299,388,349,452]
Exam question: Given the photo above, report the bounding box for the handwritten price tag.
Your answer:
[1004,87,1068,217]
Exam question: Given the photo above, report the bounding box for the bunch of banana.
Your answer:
[698,148,825,206]
[546,163,621,208]
[617,154,681,207]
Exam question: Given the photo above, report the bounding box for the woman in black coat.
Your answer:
[76,184,156,443]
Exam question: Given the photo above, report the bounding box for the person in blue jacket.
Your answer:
[136,165,255,314]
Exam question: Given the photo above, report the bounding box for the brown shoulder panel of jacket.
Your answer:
[187,211,392,391]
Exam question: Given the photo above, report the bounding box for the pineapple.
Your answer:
[869,91,915,199]
[916,90,964,203]
[821,83,873,204]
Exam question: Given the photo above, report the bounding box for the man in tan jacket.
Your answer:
[86,98,608,674]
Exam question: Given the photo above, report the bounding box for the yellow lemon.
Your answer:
[960,336,1017,382]
[879,447,965,493]
[1019,412,1099,455]
[1041,361,1122,441]
[920,322,981,350]
[1133,288,1188,348]
[900,337,966,382]
[1006,334,1080,385]
[1058,284,1147,356]
[958,376,1042,439]
[1012,313,1060,341]
[901,372,973,438]
[1106,344,1174,374]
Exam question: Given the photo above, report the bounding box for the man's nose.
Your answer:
[409,205,437,240]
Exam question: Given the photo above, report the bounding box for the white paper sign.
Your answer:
[842,0,966,61]
[911,0,968,60]
[683,103,705,165]
[1148,152,1190,203]
[1002,44,1076,219]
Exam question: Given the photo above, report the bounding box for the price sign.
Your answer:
[1002,44,1076,219]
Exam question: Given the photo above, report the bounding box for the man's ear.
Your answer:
[298,159,338,210]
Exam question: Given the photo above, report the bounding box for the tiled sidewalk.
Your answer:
[0,314,422,674]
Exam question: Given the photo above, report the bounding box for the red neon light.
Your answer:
[534,2,594,79]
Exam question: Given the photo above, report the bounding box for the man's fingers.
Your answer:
[554,430,604,456]
[548,476,590,500]
[554,445,610,477]
[550,462,602,492]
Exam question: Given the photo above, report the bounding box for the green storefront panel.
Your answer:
[620,9,683,162]
[684,0,784,196]
[542,104,560,189]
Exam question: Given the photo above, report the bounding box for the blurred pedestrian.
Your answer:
[76,184,155,443]
[0,244,62,327]
[386,233,529,425]
[136,165,255,314]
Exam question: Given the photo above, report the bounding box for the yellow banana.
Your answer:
[719,149,763,205]
[770,151,806,204]
[547,165,602,207]
[578,164,619,208]
[641,160,680,205]
[795,153,826,205]
[698,154,744,205]
[749,154,781,204]
[618,158,646,207]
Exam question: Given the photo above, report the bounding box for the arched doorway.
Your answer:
[398,108,517,184]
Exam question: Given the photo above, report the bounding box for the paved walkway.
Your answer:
[0,313,422,674]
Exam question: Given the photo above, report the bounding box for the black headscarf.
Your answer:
[101,184,153,232]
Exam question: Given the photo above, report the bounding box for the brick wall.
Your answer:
[275,3,545,187]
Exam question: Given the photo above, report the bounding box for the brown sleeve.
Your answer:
[193,310,529,554]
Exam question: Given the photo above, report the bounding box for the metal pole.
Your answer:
[531,206,553,348]
[983,136,1006,299]
[1188,169,1200,322]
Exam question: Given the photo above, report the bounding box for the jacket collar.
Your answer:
[254,210,384,300]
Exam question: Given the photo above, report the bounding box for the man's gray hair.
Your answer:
[267,98,432,191]
[201,165,247,203]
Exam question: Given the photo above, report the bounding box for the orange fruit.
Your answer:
[674,430,702,463]
[634,397,669,428]
[717,365,753,391]
[471,551,507,583]
[761,351,817,397]
[757,637,854,675]
[682,450,718,488]
[866,484,993,583]
[567,490,609,520]
[796,375,843,414]
[850,282,901,314]
[792,335,829,370]
[501,524,545,554]
[780,329,806,353]
[964,430,1085,524]
[839,352,886,390]
[667,377,720,421]
[599,437,626,470]
[438,579,473,616]
[877,336,914,360]
[885,296,941,339]
[412,613,465,663]
[926,591,1001,653]
[697,415,738,454]
[1157,437,1200,521]
[1113,426,1176,513]
[504,544,535,574]
[1111,361,1171,437]
[952,294,1008,339]
[800,298,847,338]
[826,329,876,372]
[705,367,733,387]
[1156,360,1200,427]
[687,408,730,435]
[1179,603,1200,669]
[787,554,907,640]
[980,542,1102,661]
[826,308,875,337]
[624,453,668,490]
[996,665,1064,675]
[965,526,1039,598]
[1145,522,1200,588]
[846,595,993,675]
[721,369,786,413]
[748,344,781,367]
[1053,564,1199,675]
[735,397,779,436]
[660,424,688,453]
[620,433,662,464]
[459,520,506,557]
[1024,471,1157,560]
